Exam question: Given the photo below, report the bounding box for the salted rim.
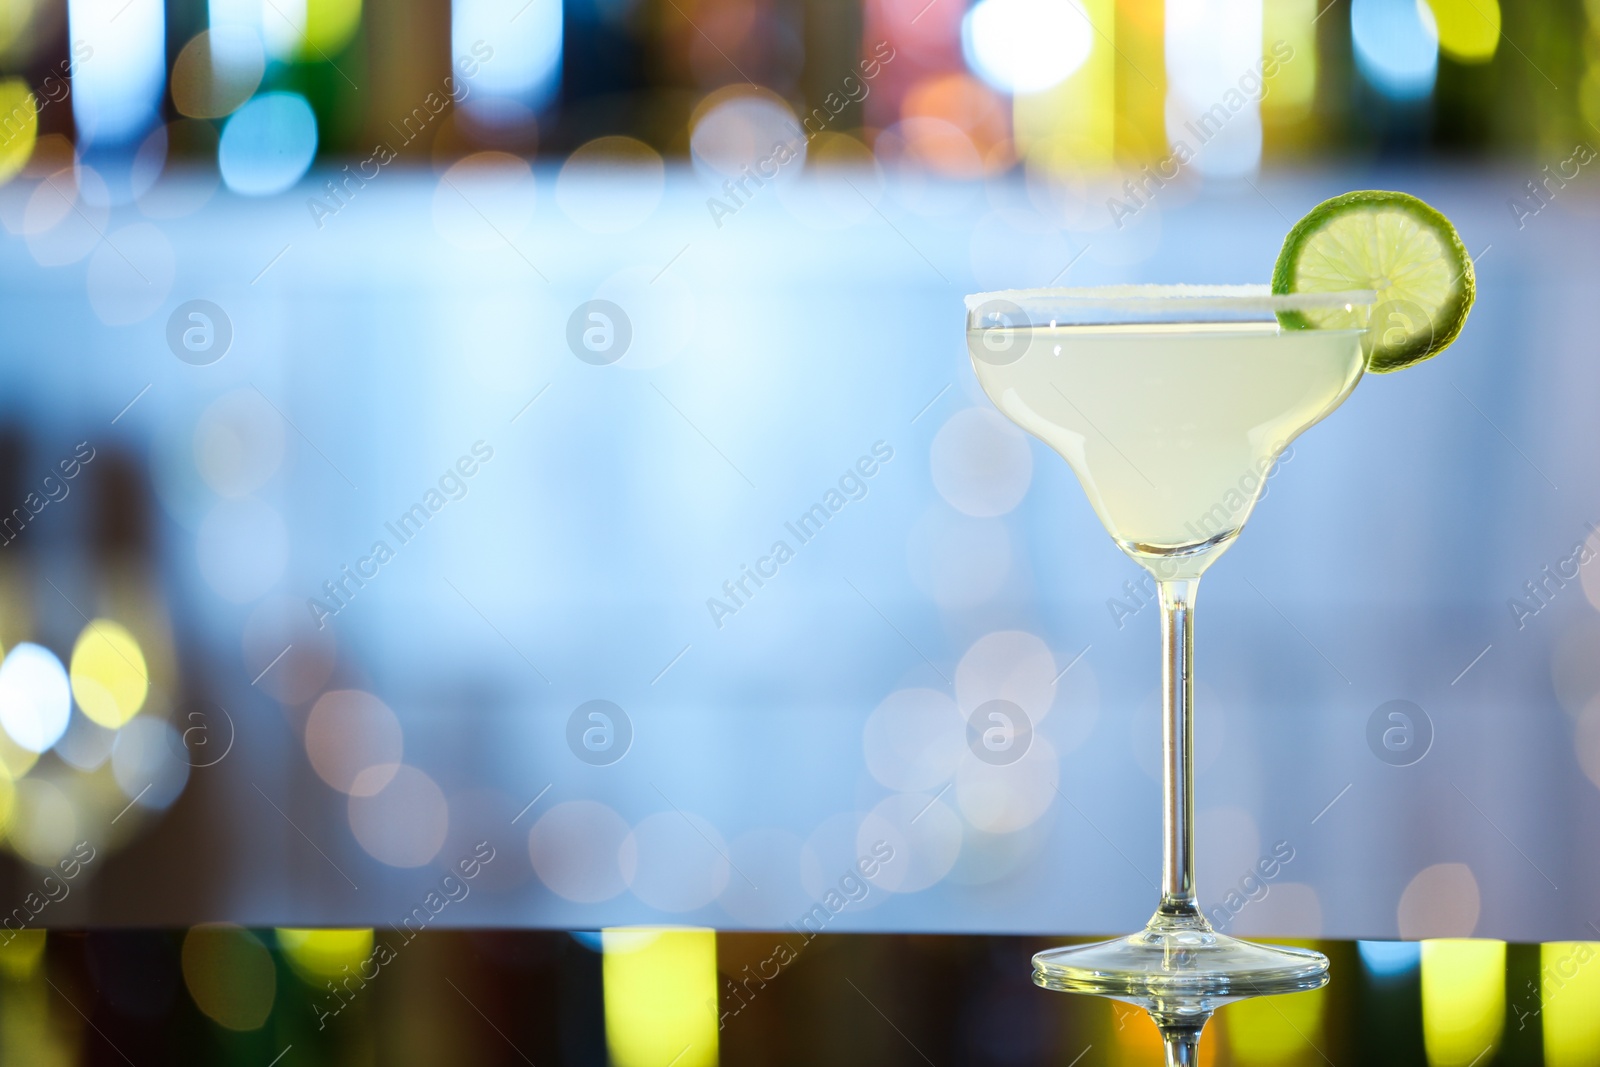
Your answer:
[964,284,1377,316]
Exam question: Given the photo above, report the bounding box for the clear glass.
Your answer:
[965,284,1374,997]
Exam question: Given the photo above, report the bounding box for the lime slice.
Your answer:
[1272,190,1475,373]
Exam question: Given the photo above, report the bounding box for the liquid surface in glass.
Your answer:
[967,321,1365,576]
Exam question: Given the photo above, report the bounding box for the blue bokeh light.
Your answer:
[1351,0,1440,100]
[1359,939,1422,978]
[219,92,320,196]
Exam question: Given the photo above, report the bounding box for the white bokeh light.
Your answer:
[857,792,963,894]
[528,800,630,903]
[620,811,731,913]
[0,643,72,754]
[930,407,1033,517]
[862,688,965,793]
[962,0,1092,94]
[111,717,190,810]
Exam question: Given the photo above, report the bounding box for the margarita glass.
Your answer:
[966,285,1373,995]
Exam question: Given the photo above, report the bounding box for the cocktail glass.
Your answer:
[965,285,1373,996]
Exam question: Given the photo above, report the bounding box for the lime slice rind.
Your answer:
[1272,190,1474,373]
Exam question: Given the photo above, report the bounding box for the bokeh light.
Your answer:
[1542,942,1600,1067]
[305,689,403,796]
[68,0,165,147]
[454,0,562,117]
[1223,982,1327,1064]
[111,717,190,810]
[619,811,731,913]
[954,734,1058,833]
[1420,939,1505,1067]
[857,791,962,894]
[299,0,364,58]
[0,929,45,980]
[194,389,289,498]
[954,630,1057,723]
[1397,862,1480,939]
[6,777,77,866]
[1358,938,1422,978]
[602,928,718,1067]
[1352,0,1440,100]
[1164,0,1264,176]
[1426,0,1498,63]
[0,78,37,184]
[432,151,537,250]
[555,136,665,233]
[218,91,318,195]
[903,74,1012,173]
[862,688,965,793]
[347,763,448,868]
[170,27,266,120]
[0,642,70,754]
[69,619,149,729]
[929,407,1033,517]
[529,799,630,903]
[181,924,277,1031]
[25,166,109,267]
[690,87,805,186]
[277,927,375,982]
[962,0,1091,94]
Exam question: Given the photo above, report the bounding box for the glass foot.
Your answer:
[1032,914,1329,999]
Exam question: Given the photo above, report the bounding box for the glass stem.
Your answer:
[1159,1022,1205,1067]
[1156,576,1203,924]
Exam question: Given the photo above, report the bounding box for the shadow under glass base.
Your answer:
[1032,913,1329,999]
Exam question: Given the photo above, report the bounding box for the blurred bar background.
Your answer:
[2,0,1600,961]
[0,0,1592,182]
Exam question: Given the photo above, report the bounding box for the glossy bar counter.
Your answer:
[3,929,1590,1065]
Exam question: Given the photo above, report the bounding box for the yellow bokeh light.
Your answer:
[1262,0,1318,120]
[0,78,38,186]
[1426,0,1500,63]
[1421,939,1505,1067]
[602,928,718,1067]
[0,929,45,981]
[0,726,36,780]
[1224,979,1326,1064]
[1542,942,1600,1067]
[182,924,277,1032]
[305,0,363,57]
[277,927,375,982]
[0,763,12,835]
[1013,0,1115,172]
[69,620,149,729]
